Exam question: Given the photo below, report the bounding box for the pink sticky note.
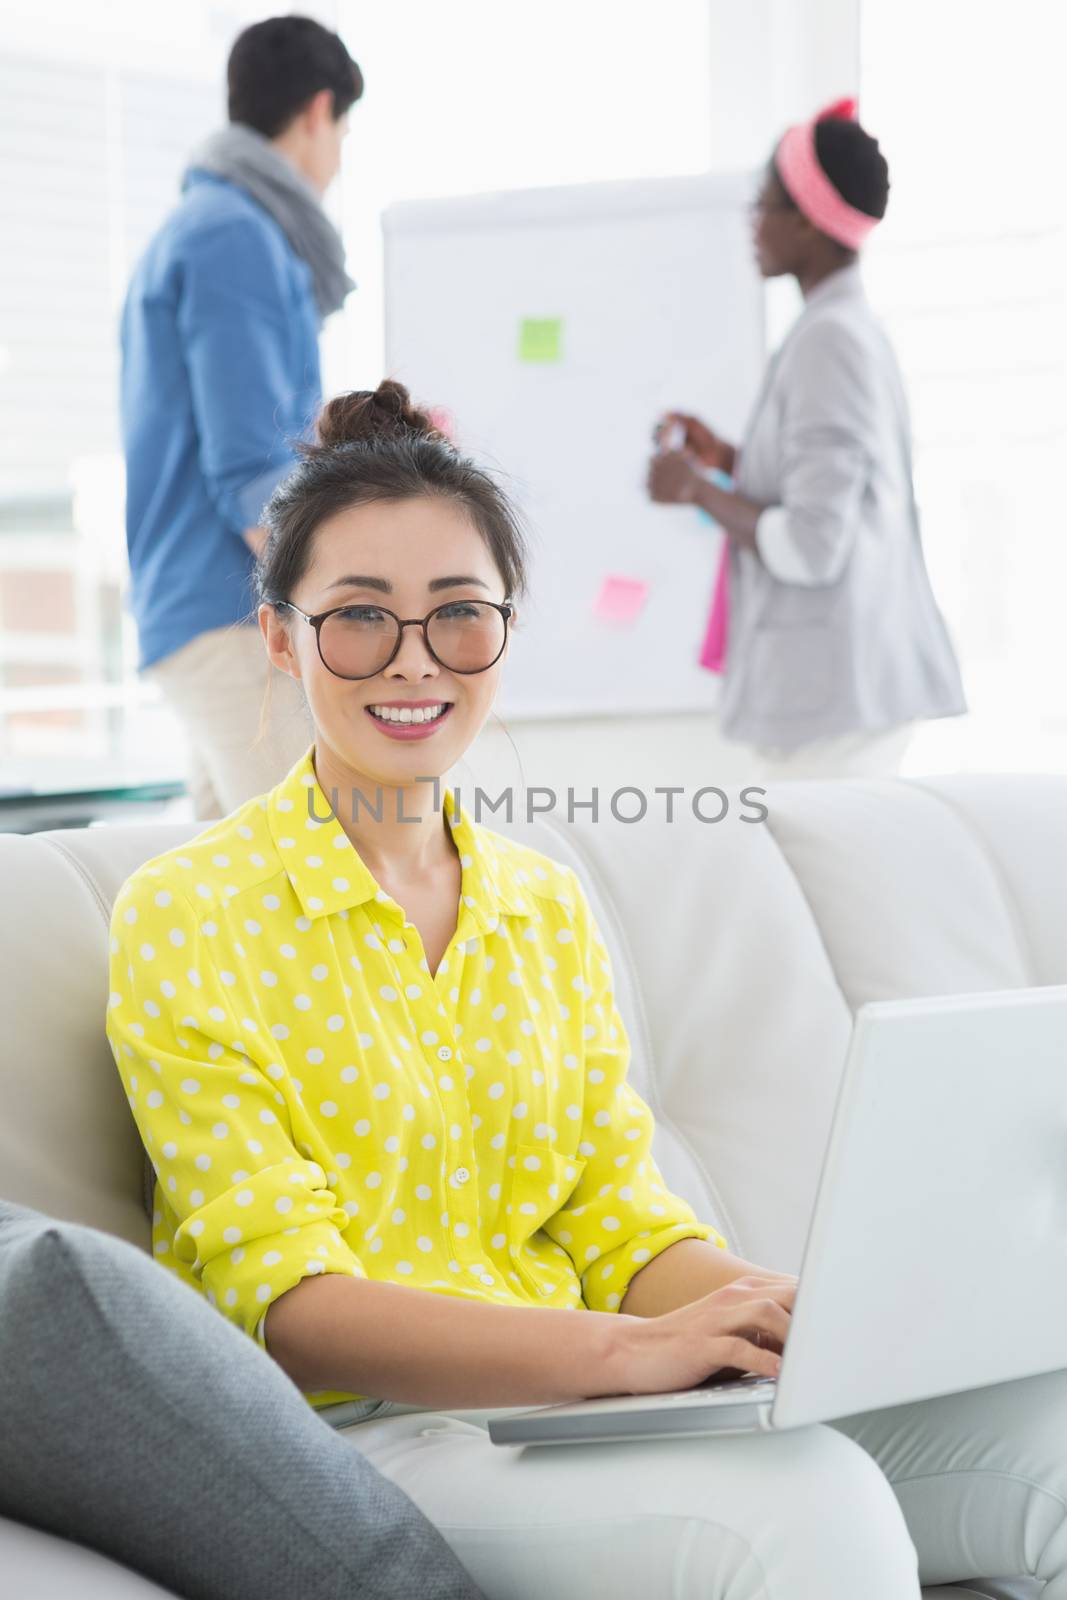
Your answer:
[593,575,649,626]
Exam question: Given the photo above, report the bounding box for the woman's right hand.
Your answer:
[656,412,736,475]
[610,1273,794,1395]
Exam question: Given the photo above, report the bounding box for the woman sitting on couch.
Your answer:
[107,381,1067,1598]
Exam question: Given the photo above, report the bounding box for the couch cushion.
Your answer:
[0,1199,483,1600]
[0,827,196,1244]
[0,1516,181,1599]
[761,781,1032,1008]
[918,775,1067,987]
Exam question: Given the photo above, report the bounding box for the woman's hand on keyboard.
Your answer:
[609,1272,795,1396]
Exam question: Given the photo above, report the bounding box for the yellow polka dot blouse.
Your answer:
[106,745,724,1406]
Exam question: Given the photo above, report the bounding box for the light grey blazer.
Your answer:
[720,262,967,751]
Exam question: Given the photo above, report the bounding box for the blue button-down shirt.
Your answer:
[120,172,322,669]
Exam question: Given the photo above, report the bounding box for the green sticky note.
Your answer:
[518,317,563,363]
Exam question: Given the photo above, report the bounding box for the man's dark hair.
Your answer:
[228,15,363,139]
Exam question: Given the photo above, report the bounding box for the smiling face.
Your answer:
[259,495,512,790]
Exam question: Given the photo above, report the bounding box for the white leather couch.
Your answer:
[3,771,1063,1598]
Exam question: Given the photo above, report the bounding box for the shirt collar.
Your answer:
[802,260,865,311]
[265,746,541,935]
[444,787,541,938]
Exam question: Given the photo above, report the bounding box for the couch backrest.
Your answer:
[3,773,1065,1269]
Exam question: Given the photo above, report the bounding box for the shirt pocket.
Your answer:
[506,1143,587,1298]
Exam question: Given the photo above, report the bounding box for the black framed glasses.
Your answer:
[274,598,513,680]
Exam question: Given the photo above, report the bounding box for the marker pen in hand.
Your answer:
[660,418,686,453]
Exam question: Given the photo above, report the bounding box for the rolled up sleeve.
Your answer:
[755,320,875,588]
[543,876,726,1312]
[106,872,363,1345]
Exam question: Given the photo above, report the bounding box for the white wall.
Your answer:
[328,0,716,394]
[706,0,859,168]
[859,0,1067,777]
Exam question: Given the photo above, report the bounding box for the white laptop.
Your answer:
[489,986,1067,1446]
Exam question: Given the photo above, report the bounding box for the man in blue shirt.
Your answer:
[121,16,361,818]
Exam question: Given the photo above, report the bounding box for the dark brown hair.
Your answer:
[228,16,363,138]
[255,379,529,614]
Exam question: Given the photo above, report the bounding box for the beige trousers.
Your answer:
[142,623,314,820]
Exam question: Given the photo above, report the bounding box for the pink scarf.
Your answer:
[698,527,730,673]
[697,470,735,674]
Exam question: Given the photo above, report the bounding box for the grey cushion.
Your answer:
[0,1200,483,1600]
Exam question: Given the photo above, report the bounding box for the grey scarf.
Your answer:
[184,123,354,320]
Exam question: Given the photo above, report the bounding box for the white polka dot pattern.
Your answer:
[105,747,723,1403]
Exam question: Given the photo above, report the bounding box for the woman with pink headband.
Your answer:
[648,100,966,780]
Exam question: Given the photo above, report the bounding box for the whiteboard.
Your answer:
[383,172,765,719]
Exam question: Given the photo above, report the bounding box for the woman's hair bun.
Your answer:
[315,379,446,448]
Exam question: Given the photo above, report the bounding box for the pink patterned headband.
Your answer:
[775,97,879,252]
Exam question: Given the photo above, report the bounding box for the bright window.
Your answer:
[0,0,273,781]
[860,0,1067,773]
[0,0,712,780]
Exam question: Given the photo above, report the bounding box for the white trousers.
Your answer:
[142,622,313,820]
[735,721,918,784]
[338,1368,1067,1599]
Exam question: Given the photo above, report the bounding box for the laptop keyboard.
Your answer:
[655,1375,777,1404]
[700,1374,774,1391]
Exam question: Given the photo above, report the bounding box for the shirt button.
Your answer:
[437,1046,452,1061]
[453,1167,471,1186]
